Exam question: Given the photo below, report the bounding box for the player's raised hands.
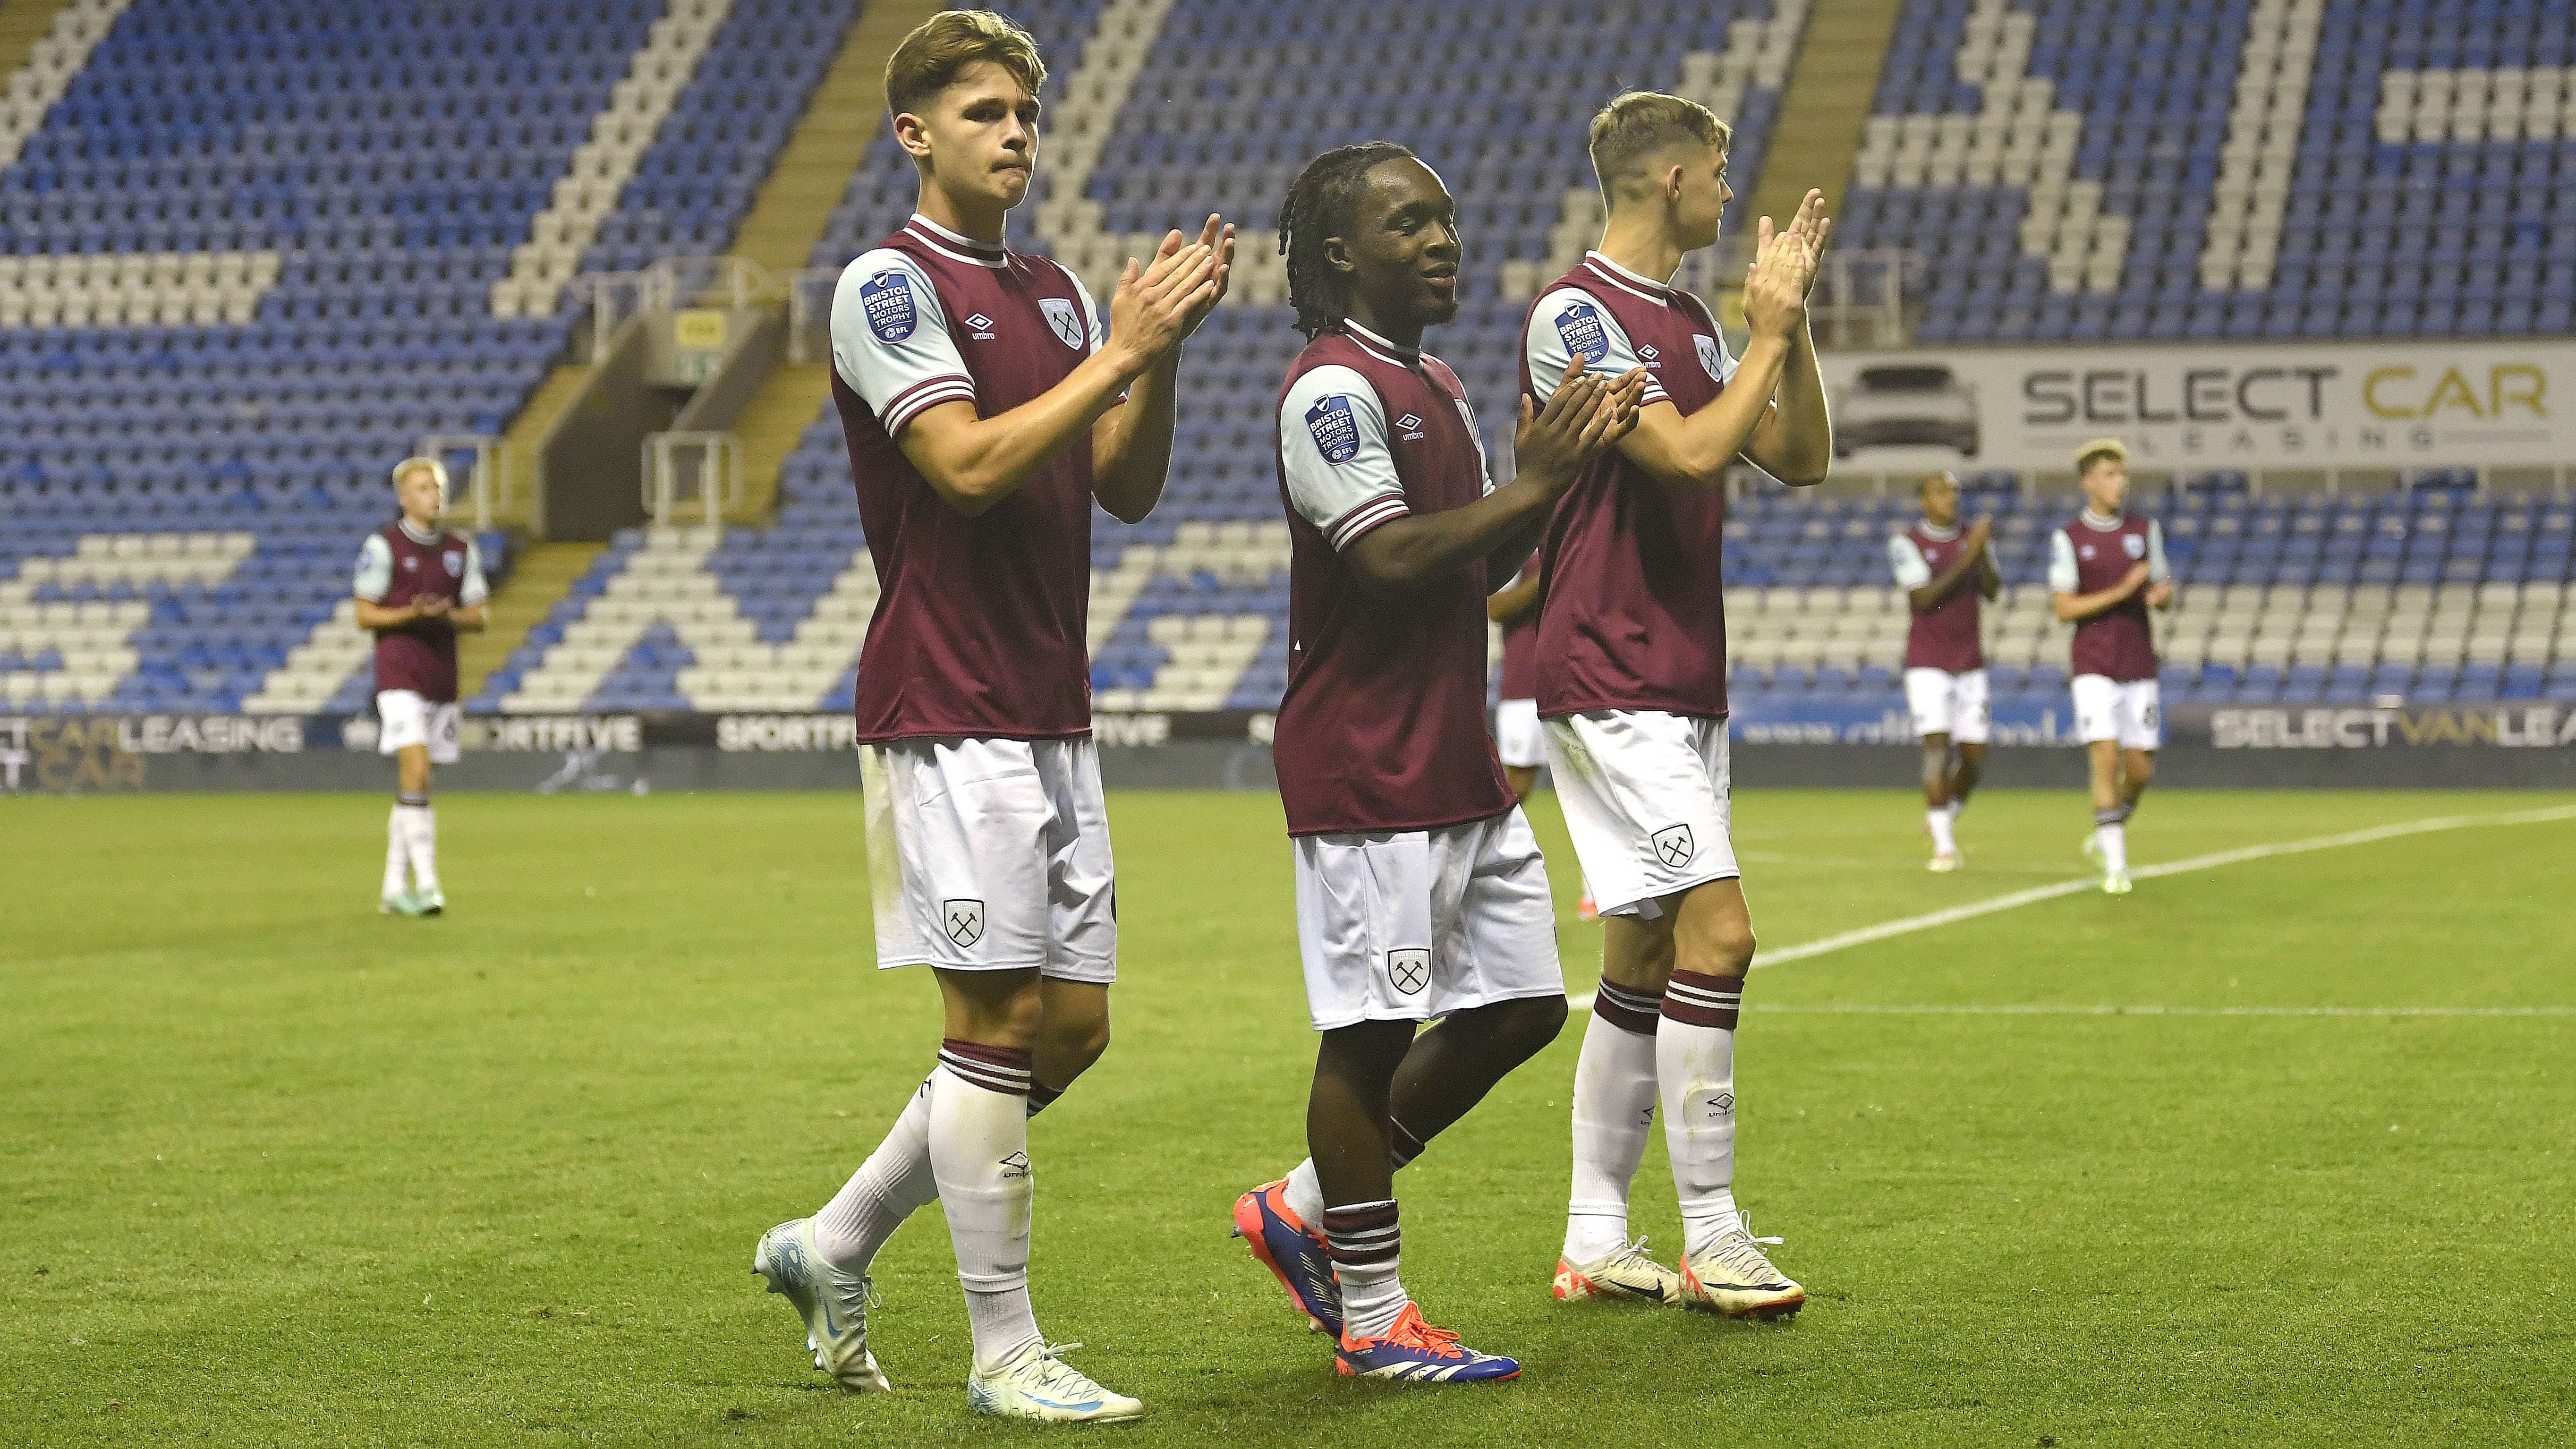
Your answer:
[1764,189,1835,299]
[1742,220,1814,341]
[1515,357,1648,496]
[1109,214,1233,371]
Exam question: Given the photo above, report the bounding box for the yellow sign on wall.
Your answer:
[672,309,728,351]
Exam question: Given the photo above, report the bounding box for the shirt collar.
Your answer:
[904,213,1009,268]
[1582,250,1678,304]
[1343,318,1421,366]
[2079,508,2125,530]
[398,519,441,546]
[1917,520,1961,541]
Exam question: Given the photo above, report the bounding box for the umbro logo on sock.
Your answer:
[999,1151,1031,1180]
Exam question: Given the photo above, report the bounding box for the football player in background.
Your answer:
[1889,470,1999,871]
[2050,439,2173,895]
[352,456,485,917]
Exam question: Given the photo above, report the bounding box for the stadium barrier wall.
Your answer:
[5,708,2573,794]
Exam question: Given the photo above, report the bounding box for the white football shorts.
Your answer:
[858,736,1116,982]
[1290,805,1563,1032]
[1543,708,1740,921]
[2071,674,2161,750]
[1904,667,1991,744]
[375,690,461,764]
[1493,697,1545,769]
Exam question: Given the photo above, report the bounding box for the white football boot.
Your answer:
[1554,1236,1684,1305]
[967,1339,1144,1423]
[751,1219,890,1392]
[1678,1220,1805,1320]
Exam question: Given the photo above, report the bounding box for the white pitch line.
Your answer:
[1569,803,2576,1011]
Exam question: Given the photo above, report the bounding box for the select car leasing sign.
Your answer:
[1820,340,2573,472]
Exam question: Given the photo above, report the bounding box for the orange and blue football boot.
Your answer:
[1335,1304,1521,1383]
[1229,1179,1341,1335]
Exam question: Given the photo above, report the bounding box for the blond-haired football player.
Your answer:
[1521,91,1831,1318]
[353,457,485,915]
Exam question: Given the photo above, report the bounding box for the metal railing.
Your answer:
[565,271,646,364]
[1683,243,1922,349]
[416,432,512,531]
[788,266,841,365]
[642,430,742,527]
[642,255,780,314]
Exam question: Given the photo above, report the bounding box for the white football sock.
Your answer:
[2097,821,2129,874]
[929,1043,1042,1372]
[814,1074,936,1272]
[1323,1200,1405,1340]
[397,803,438,894]
[383,804,411,898]
[1283,1159,1326,1228]
[1658,970,1744,1260]
[1928,806,1959,855]
[1565,993,1659,1262]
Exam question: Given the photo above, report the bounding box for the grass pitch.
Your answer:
[4,786,2574,1447]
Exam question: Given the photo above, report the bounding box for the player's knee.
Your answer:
[1492,993,1567,1057]
[1039,1007,1111,1070]
[1686,920,1757,976]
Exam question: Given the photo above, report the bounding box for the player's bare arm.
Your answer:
[1610,225,1808,490]
[1343,363,1635,596]
[2052,561,2152,623]
[1486,564,1542,624]
[1091,213,1239,523]
[898,238,1224,518]
[1741,190,1835,486]
[1977,539,2003,600]
[1909,517,1994,613]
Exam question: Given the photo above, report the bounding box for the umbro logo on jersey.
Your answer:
[2079,545,2098,560]
[1651,824,1696,869]
[1636,343,1659,361]
[1387,948,1431,996]
[963,312,997,340]
[1395,412,1425,440]
[401,557,417,570]
[943,898,985,947]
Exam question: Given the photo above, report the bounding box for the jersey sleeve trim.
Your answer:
[459,538,490,607]
[1328,494,1411,550]
[2047,529,2080,594]
[882,372,979,435]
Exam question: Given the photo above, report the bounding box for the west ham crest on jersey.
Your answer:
[1040,296,1085,350]
[2123,532,2147,558]
[1307,394,1361,465]
[442,549,463,575]
[861,269,916,341]
[1556,302,1609,365]
[1695,333,1724,381]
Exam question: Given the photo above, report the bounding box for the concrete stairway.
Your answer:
[716,0,941,522]
[1745,0,1909,231]
[456,541,608,705]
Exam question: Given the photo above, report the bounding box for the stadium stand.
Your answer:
[3,0,2572,725]
[1839,0,2576,342]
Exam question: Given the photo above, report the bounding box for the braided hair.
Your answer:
[1279,141,1415,341]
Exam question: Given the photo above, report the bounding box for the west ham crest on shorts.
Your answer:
[1555,302,1609,365]
[1040,296,1085,350]
[942,897,985,948]
[861,270,917,341]
[1695,333,1724,381]
[1307,394,1361,465]
[1651,823,1697,870]
[1386,948,1431,996]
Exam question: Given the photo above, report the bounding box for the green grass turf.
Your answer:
[4,788,2574,1447]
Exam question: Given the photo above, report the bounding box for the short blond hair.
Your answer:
[390,456,447,497]
[885,9,1046,121]
[2074,438,2129,476]
[1588,91,1732,196]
